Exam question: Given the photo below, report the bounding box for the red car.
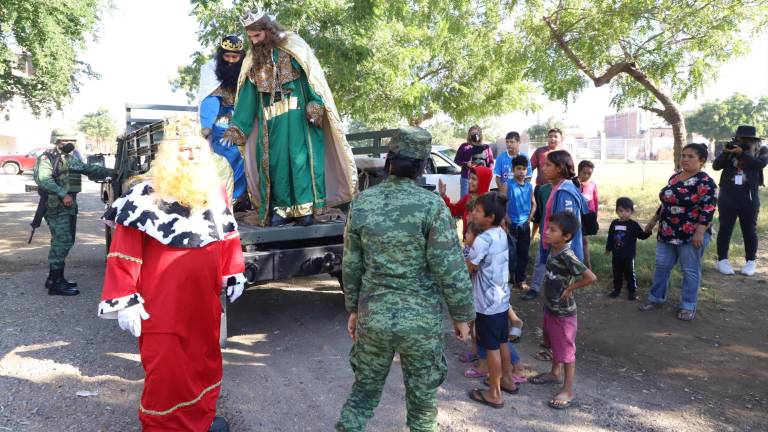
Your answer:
[0,147,48,175]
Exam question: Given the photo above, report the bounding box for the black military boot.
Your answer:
[47,269,80,296]
[208,417,230,432]
[296,214,314,226]
[45,267,77,289]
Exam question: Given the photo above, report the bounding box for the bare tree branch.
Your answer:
[543,15,597,81]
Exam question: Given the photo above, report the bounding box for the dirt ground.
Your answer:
[0,173,766,432]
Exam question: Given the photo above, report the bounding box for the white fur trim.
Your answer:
[222,273,247,289]
[98,293,145,319]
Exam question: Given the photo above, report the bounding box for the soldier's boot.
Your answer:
[47,269,80,296]
[45,267,77,289]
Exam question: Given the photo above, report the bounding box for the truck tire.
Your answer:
[3,162,20,175]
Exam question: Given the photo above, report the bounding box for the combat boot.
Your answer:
[47,269,80,296]
[45,266,77,289]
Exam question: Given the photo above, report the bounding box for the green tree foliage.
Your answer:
[519,0,768,169]
[526,117,565,141]
[0,0,111,116]
[687,93,768,142]
[78,107,118,154]
[171,0,537,127]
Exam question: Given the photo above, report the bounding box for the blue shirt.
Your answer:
[493,151,532,185]
[506,180,533,225]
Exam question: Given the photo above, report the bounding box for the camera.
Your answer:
[725,140,749,151]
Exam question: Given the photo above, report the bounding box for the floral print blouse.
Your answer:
[658,171,718,245]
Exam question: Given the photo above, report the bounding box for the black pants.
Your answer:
[717,187,760,261]
[508,223,531,284]
[612,255,637,293]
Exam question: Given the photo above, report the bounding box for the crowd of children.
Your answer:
[439,128,659,411]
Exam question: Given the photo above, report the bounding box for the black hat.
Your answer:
[734,125,759,139]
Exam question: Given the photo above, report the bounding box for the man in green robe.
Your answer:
[222,11,356,226]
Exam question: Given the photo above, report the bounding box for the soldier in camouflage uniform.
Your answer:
[33,129,115,296]
[336,126,474,432]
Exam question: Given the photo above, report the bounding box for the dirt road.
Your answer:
[1,175,765,431]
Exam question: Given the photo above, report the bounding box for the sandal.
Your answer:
[677,310,696,321]
[548,396,574,410]
[532,349,553,362]
[511,373,528,384]
[528,373,563,385]
[508,322,523,343]
[463,366,489,379]
[468,389,504,409]
[483,377,519,394]
[459,351,478,363]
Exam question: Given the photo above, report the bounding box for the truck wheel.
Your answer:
[3,162,20,175]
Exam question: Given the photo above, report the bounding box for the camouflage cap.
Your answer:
[50,128,78,144]
[388,126,432,160]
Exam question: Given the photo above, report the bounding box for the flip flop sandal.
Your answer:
[508,323,523,343]
[468,389,504,409]
[548,397,574,410]
[483,378,519,394]
[528,373,563,385]
[677,310,696,321]
[531,349,553,362]
[459,351,479,363]
[463,366,489,378]
[511,374,528,384]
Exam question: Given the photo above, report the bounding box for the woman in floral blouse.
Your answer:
[639,144,718,321]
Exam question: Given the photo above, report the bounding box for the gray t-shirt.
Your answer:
[468,226,510,315]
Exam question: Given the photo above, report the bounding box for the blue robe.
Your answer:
[200,89,248,201]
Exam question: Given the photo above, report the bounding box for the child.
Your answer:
[521,180,552,301]
[578,160,599,269]
[493,131,531,191]
[529,212,597,410]
[439,166,493,239]
[465,192,517,408]
[605,197,652,300]
[506,155,536,291]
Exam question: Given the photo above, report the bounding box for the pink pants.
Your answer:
[543,309,577,364]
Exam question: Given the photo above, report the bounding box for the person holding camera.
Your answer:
[713,125,768,276]
[455,125,495,197]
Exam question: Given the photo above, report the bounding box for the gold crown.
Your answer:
[221,38,243,51]
[163,115,200,141]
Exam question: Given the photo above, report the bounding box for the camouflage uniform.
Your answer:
[336,127,474,432]
[33,137,114,272]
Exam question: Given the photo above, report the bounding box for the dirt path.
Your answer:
[1,174,766,431]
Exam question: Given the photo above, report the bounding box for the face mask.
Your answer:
[470,133,480,142]
[60,143,75,154]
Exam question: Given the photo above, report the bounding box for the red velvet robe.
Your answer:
[101,224,244,431]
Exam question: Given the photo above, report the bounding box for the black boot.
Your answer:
[270,214,290,226]
[296,214,314,226]
[627,290,637,301]
[208,417,230,432]
[608,288,621,298]
[46,267,77,289]
[47,269,80,296]
[232,195,252,213]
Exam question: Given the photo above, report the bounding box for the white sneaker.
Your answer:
[715,259,735,275]
[741,260,757,276]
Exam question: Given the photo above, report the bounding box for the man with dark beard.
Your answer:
[221,11,356,226]
[198,35,249,210]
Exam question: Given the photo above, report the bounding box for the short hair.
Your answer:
[474,192,508,226]
[548,211,580,240]
[512,154,529,169]
[683,143,708,162]
[548,128,563,137]
[577,160,594,172]
[505,131,520,141]
[616,197,634,212]
[385,151,427,179]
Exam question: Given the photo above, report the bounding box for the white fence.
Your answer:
[525,138,661,161]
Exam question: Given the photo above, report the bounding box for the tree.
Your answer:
[0,1,111,116]
[171,0,537,127]
[687,93,768,143]
[519,0,768,169]
[526,117,566,141]
[78,108,118,154]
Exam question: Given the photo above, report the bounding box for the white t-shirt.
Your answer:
[468,226,510,315]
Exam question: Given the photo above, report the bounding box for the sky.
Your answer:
[65,0,768,136]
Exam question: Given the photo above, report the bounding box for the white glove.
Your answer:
[117,304,150,337]
[219,137,234,148]
[224,274,246,303]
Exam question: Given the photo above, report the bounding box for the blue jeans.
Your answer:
[647,234,711,312]
[460,177,469,198]
[477,342,520,365]
[530,248,546,293]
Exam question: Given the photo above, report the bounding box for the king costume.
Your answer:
[224,22,356,226]
[198,35,249,203]
[98,180,245,431]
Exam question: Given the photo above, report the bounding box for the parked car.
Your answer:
[0,147,48,175]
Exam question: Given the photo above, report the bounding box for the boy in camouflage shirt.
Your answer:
[529,212,596,410]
